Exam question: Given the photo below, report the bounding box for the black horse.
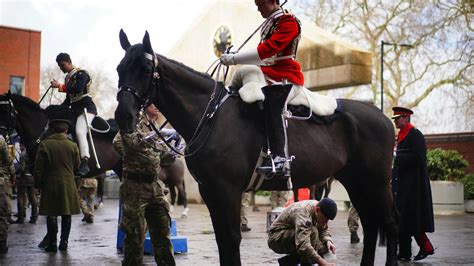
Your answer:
[114,30,398,265]
[0,93,122,177]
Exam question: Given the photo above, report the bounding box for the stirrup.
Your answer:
[256,156,290,175]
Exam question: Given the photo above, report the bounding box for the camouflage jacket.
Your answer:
[0,135,15,186]
[113,113,166,177]
[269,200,333,261]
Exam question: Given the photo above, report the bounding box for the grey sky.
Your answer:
[0,0,212,78]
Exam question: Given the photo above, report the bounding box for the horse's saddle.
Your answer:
[44,105,118,139]
[231,84,344,125]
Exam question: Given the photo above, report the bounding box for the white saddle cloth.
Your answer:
[230,65,337,116]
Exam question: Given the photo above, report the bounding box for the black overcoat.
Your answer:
[392,127,435,234]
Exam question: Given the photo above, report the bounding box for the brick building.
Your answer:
[426,132,474,173]
[0,25,41,100]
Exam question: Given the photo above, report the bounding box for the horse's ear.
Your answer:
[119,29,131,50]
[143,31,154,54]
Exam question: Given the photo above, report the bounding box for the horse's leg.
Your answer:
[177,181,188,218]
[342,172,398,266]
[293,188,299,202]
[309,185,316,200]
[169,183,177,212]
[324,177,334,198]
[199,181,242,266]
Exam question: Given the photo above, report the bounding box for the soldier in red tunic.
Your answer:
[220,0,303,176]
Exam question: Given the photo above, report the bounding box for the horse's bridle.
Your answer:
[0,96,18,142]
[116,51,160,107]
[0,95,49,150]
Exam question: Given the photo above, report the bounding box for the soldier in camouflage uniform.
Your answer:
[0,127,16,253]
[347,203,360,243]
[15,144,38,224]
[268,198,338,266]
[78,174,98,223]
[113,108,175,266]
[240,192,252,232]
[270,191,289,210]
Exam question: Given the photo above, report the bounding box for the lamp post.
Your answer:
[380,41,413,112]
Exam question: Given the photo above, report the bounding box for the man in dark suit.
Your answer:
[391,106,435,261]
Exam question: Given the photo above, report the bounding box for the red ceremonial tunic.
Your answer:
[257,10,304,85]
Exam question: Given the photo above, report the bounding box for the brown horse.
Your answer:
[159,158,188,217]
[114,30,398,266]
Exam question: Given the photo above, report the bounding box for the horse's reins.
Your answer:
[135,52,226,158]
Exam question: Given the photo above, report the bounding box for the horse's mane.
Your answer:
[11,94,44,112]
[120,43,213,83]
[157,54,213,81]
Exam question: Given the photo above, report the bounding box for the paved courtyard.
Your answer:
[1,199,473,265]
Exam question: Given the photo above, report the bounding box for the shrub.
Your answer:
[461,173,474,200]
[255,191,271,197]
[427,148,468,181]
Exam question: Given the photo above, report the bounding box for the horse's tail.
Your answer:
[379,201,400,247]
[177,181,186,206]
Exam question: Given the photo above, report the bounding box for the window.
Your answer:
[10,76,25,95]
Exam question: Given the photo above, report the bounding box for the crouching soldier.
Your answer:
[268,198,338,266]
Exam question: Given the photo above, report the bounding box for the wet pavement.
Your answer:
[1,199,473,265]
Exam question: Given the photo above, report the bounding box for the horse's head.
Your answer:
[0,92,17,135]
[115,29,159,133]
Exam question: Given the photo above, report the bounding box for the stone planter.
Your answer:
[465,199,474,213]
[255,195,270,206]
[431,181,464,215]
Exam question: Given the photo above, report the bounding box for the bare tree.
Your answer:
[40,62,117,118]
[291,0,473,132]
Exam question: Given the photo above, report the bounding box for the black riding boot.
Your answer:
[256,84,292,176]
[45,216,58,253]
[59,215,71,251]
[76,157,90,177]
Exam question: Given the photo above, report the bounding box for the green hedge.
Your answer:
[461,173,474,200]
[427,148,468,181]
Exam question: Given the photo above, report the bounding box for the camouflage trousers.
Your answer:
[16,186,38,220]
[78,185,97,218]
[4,181,11,219]
[241,192,251,226]
[120,178,175,266]
[348,205,360,233]
[268,226,328,263]
[270,191,289,210]
[0,185,8,242]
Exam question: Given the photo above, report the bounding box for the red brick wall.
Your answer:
[426,132,474,174]
[0,26,41,101]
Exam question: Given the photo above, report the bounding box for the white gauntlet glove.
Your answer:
[220,53,236,66]
[220,48,263,66]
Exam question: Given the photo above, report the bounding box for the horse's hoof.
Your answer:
[181,208,189,218]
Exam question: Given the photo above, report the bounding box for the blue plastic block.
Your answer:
[116,201,187,254]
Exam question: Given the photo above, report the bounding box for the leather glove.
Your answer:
[220,53,236,66]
